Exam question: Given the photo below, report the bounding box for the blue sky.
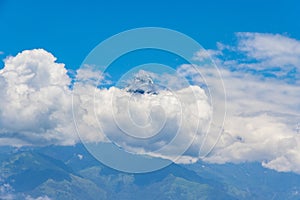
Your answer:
[0,0,299,69]
[1,0,300,174]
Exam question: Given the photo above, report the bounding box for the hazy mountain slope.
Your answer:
[186,161,300,200]
[1,144,299,199]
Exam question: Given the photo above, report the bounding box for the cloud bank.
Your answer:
[72,65,212,163]
[0,32,300,174]
[0,49,212,164]
[186,32,300,173]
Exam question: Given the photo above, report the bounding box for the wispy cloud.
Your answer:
[214,32,300,81]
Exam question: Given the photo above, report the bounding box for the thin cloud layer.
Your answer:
[237,32,300,68]
[218,32,300,80]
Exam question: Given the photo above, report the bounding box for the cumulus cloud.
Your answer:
[75,64,110,86]
[184,32,300,173]
[96,86,211,161]
[0,49,76,146]
[73,67,212,163]
[177,64,300,173]
[0,49,212,164]
[1,32,300,174]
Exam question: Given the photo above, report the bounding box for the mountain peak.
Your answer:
[125,70,159,95]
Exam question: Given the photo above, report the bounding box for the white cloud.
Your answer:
[177,61,300,172]
[215,33,300,80]
[182,32,300,173]
[0,49,77,146]
[25,195,52,200]
[0,182,52,200]
[77,154,83,160]
[0,183,14,200]
[192,49,222,62]
[1,32,300,174]
[236,32,300,67]
[0,49,213,164]
[75,64,110,86]
[73,70,212,163]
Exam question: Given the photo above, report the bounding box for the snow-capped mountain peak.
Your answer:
[126,70,159,94]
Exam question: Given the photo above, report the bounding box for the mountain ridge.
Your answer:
[0,144,299,200]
